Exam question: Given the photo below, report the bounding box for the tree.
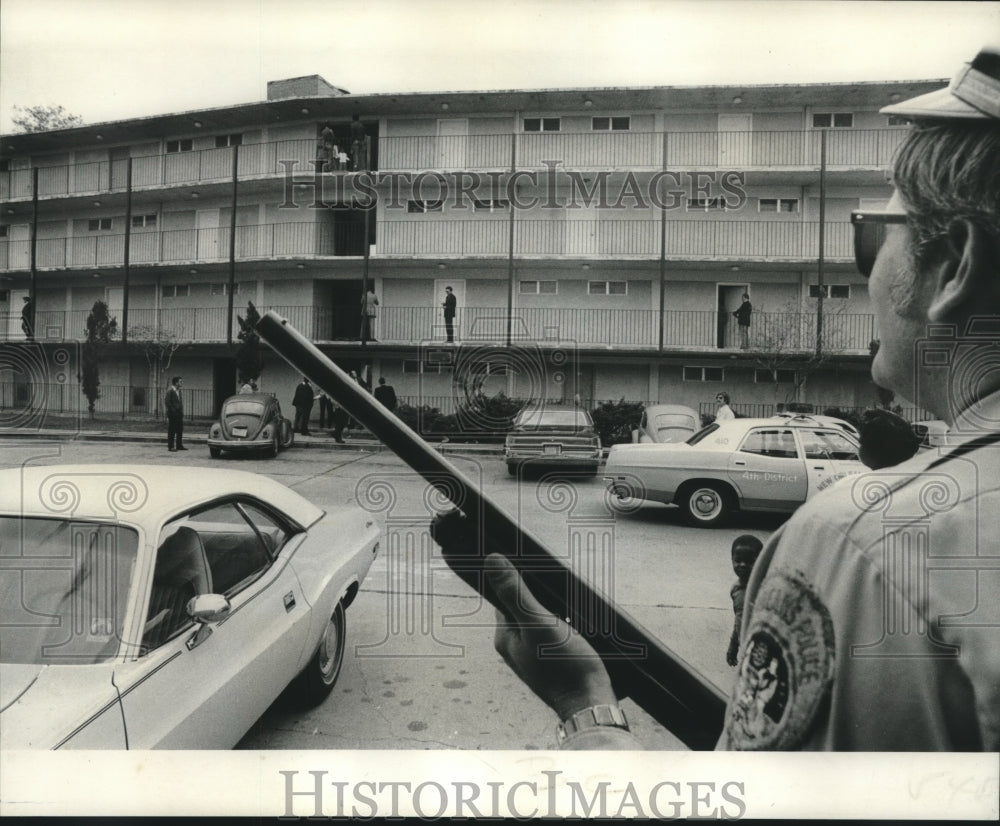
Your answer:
[78,300,117,417]
[752,301,849,408]
[11,104,84,133]
[235,302,262,386]
[128,325,182,413]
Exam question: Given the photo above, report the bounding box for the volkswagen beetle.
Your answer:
[208,393,294,458]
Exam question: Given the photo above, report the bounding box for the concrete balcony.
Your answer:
[377,219,852,260]
[1,128,907,202]
[3,306,877,354]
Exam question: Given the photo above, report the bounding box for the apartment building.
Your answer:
[0,72,944,421]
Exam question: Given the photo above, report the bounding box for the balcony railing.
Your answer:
[378,219,852,258]
[1,307,876,352]
[1,128,908,201]
[0,221,367,269]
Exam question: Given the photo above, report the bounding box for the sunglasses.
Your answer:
[850,210,908,278]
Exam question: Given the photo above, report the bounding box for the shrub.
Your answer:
[590,398,644,447]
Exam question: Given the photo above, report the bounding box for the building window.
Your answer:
[87,218,113,231]
[210,282,240,296]
[812,112,854,128]
[683,366,725,382]
[591,116,630,131]
[162,284,189,298]
[215,134,243,148]
[403,359,452,374]
[588,281,627,296]
[523,117,561,132]
[809,285,851,299]
[407,199,443,213]
[758,198,799,213]
[166,139,194,153]
[472,198,510,212]
[886,114,910,127]
[686,197,726,211]
[754,368,797,384]
[131,214,157,228]
[519,280,558,295]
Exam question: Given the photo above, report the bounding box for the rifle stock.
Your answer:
[256,311,727,749]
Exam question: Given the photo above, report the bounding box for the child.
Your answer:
[726,534,764,666]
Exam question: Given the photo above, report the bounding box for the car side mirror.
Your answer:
[184,594,231,650]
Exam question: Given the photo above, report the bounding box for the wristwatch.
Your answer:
[556,704,630,743]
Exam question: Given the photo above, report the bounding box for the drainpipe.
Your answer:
[122,158,132,344]
[226,144,239,345]
[29,167,38,331]
[815,129,826,358]
[506,131,516,348]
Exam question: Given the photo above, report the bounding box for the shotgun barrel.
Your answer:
[256,310,727,749]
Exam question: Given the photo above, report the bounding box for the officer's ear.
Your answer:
[927,219,1000,323]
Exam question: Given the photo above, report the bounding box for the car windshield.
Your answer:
[0,517,138,665]
[686,423,719,445]
[224,400,265,417]
[514,410,593,429]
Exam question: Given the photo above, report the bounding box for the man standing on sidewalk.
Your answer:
[292,376,314,435]
[165,376,186,451]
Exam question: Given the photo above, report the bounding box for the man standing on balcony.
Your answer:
[164,375,186,451]
[361,287,379,341]
[20,295,34,341]
[350,114,367,172]
[453,43,1000,751]
[733,292,752,349]
[442,286,457,343]
[292,376,314,436]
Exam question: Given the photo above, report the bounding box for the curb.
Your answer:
[0,428,505,457]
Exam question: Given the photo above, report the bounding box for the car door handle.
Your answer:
[812,466,826,470]
[283,592,296,612]
[733,460,746,466]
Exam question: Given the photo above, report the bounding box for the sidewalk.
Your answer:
[0,424,503,456]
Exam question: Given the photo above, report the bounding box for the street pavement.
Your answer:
[0,431,782,750]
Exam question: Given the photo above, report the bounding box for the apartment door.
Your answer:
[212,358,237,416]
[717,283,748,348]
[196,209,220,259]
[327,279,365,341]
[8,224,30,269]
[110,147,131,190]
[567,204,598,255]
[106,287,124,323]
[437,119,468,169]
[434,279,465,342]
[718,114,752,166]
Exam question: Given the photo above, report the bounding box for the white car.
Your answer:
[0,465,379,749]
[604,416,866,526]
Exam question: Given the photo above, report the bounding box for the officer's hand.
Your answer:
[485,553,617,720]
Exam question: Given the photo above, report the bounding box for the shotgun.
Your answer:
[256,310,727,749]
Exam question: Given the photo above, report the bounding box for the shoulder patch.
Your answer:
[723,568,835,750]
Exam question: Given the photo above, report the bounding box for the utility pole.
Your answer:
[815,129,827,358]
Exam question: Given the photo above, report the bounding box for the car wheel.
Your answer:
[682,483,731,527]
[293,601,346,707]
[209,447,222,459]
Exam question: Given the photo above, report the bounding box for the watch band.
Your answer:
[556,704,630,743]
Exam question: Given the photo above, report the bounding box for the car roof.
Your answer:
[224,393,274,404]
[708,417,861,441]
[0,465,322,529]
[645,404,699,418]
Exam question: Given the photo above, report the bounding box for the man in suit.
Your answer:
[164,376,186,451]
[442,286,457,343]
[373,377,397,411]
[292,376,314,435]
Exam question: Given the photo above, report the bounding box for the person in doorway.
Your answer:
[164,376,186,451]
[714,391,736,422]
[361,288,379,341]
[373,376,397,411]
[733,293,752,349]
[350,114,367,171]
[20,295,34,340]
[442,286,457,343]
[292,376,314,435]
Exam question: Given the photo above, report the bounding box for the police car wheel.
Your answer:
[683,483,730,527]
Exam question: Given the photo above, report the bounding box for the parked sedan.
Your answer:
[208,393,294,458]
[504,407,602,475]
[604,416,866,527]
[632,404,700,444]
[0,465,380,749]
